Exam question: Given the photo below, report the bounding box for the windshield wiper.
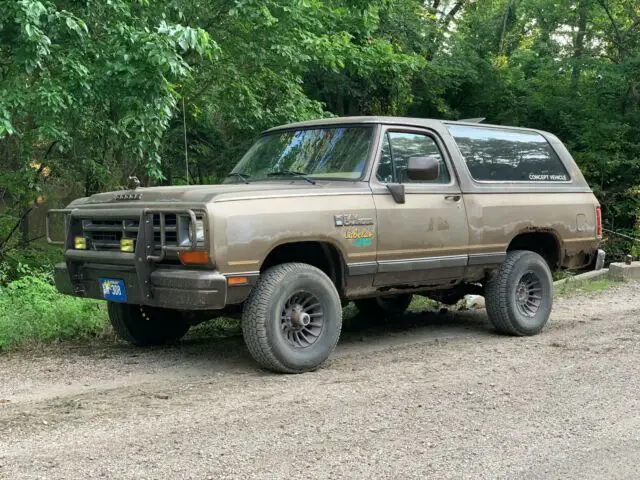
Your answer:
[266,170,316,185]
[226,172,251,184]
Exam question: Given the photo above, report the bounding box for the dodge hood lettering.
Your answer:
[114,192,143,201]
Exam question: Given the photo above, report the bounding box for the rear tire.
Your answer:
[107,303,190,346]
[485,250,553,336]
[355,294,413,318]
[242,263,342,373]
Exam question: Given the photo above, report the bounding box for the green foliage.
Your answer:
[556,277,617,297]
[1,0,639,262]
[631,208,640,259]
[408,295,441,313]
[161,0,425,184]
[0,276,108,350]
[1,0,214,206]
[0,245,62,285]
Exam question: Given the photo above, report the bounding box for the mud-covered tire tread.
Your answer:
[485,250,552,336]
[107,303,190,346]
[242,263,342,374]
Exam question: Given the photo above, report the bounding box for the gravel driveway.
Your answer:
[1,283,639,479]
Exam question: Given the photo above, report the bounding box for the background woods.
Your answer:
[1,0,640,267]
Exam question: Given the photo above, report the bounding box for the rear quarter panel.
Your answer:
[463,193,600,265]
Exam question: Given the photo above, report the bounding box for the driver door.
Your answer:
[371,127,470,286]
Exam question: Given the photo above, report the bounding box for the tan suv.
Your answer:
[48,117,604,373]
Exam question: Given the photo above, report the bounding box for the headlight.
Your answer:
[179,216,205,247]
[192,219,205,243]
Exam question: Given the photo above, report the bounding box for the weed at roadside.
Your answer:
[555,278,617,297]
[0,276,108,350]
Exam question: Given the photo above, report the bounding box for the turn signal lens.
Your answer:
[178,251,210,265]
[595,207,603,238]
[227,276,249,286]
[74,236,87,250]
[120,238,135,253]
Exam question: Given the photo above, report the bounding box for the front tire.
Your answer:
[242,263,342,373]
[485,250,553,336]
[107,303,190,346]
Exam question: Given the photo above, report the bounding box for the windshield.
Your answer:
[226,126,373,182]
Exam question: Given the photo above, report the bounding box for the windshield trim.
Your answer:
[233,124,379,183]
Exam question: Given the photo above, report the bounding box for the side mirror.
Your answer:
[407,156,440,181]
[386,183,405,204]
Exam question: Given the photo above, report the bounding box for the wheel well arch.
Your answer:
[507,230,562,270]
[260,241,346,293]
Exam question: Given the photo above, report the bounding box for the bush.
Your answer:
[0,245,63,285]
[632,213,640,260]
[0,276,108,350]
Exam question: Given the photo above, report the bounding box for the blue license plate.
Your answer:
[100,278,128,302]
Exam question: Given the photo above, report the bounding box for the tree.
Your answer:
[0,0,213,197]
[0,0,213,252]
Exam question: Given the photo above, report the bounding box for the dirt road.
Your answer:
[1,283,639,479]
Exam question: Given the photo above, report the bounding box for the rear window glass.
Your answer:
[448,125,570,182]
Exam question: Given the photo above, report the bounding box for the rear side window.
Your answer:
[448,125,570,182]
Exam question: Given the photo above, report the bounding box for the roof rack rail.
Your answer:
[458,117,486,123]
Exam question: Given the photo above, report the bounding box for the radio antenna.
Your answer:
[183,97,189,185]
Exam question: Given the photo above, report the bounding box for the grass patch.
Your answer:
[578,278,617,292]
[555,277,617,297]
[0,276,109,351]
[552,270,575,282]
[408,295,441,313]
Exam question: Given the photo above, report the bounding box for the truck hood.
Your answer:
[69,181,366,207]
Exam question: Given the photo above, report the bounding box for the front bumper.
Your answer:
[48,206,235,310]
[55,263,227,310]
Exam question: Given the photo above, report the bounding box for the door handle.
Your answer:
[444,195,461,202]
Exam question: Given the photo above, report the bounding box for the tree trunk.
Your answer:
[19,214,29,248]
[571,0,589,87]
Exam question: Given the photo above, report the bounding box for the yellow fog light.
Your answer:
[120,238,135,253]
[74,236,87,250]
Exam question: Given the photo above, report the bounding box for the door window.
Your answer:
[376,132,451,184]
